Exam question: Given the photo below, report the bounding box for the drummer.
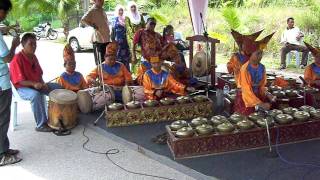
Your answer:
[86,42,132,100]
[303,42,320,88]
[227,29,263,87]
[235,32,276,115]
[57,44,88,92]
[142,56,195,100]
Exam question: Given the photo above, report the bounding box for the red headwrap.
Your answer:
[63,44,75,62]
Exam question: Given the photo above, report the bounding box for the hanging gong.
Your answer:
[192,51,211,77]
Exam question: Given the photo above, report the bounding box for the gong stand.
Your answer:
[186,35,220,96]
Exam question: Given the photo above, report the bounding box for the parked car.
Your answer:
[68,12,116,52]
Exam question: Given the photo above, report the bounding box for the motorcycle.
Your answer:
[33,22,58,40]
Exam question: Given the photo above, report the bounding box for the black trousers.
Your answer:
[93,42,109,65]
[0,89,12,155]
[280,43,309,67]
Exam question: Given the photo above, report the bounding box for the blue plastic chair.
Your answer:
[286,50,300,67]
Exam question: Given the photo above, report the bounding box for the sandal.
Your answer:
[6,149,20,155]
[0,154,22,167]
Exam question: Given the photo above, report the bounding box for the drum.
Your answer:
[48,89,78,130]
[122,85,145,104]
[77,85,115,113]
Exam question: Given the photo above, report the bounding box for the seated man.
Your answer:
[279,17,309,69]
[10,33,61,132]
[143,56,194,100]
[303,42,320,88]
[235,32,276,115]
[57,44,88,92]
[87,42,132,87]
[227,29,263,87]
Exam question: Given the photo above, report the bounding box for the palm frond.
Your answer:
[221,7,240,30]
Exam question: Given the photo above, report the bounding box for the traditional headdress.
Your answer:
[242,32,275,55]
[150,56,161,63]
[304,42,320,57]
[231,29,264,48]
[105,42,118,56]
[63,44,75,62]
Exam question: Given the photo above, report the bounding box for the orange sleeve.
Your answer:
[80,75,88,89]
[227,54,237,74]
[121,64,133,83]
[142,73,156,100]
[304,65,315,86]
[239,63,264,107]
[137,64,147,85]
[86,67,98,81]
[166,74,186,96]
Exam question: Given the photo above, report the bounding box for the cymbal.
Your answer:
[192,51,210,77]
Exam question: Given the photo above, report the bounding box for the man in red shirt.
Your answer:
[10,33,61,132]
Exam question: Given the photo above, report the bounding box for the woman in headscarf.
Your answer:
[125,1,145,73]
[111,5,130,71]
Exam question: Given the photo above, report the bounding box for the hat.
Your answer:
[231,29,264,49]
[242,32,275,55]
[150,56,161,63]
[304,42,320,57]
[63,44,75,62]
[105,42,118,56]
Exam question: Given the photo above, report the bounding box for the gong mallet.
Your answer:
[299,76,308,105]
[256,106,278,158]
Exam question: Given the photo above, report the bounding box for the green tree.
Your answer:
[19,0,79,38]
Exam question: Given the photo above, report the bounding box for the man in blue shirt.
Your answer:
[0,0,21,166]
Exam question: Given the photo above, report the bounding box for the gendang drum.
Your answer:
[48,89,78,130]
[122,85,145,104]
[77,85,115,113]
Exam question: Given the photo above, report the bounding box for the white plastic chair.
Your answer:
[10,82,48,131]
[286,50,300,67]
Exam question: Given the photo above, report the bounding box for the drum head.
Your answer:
[77,90,93,113]
[122,85,133,104]
[192,51,210,77]
[49,89,77,104]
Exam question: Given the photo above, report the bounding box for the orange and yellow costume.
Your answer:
[227,29,263,87]
[234,32,275,115]
[304,42,320,88]
[57,44,88,92]
[142,57,186,100]
[86,42,132,86]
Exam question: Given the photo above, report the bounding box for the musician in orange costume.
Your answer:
[86,42,132,87]
[227,29,263,87]
[303,42,320,89]
[143,56,195,100]
[57,44,88,92]
[234,32,276,115]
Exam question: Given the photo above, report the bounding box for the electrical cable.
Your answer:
[81,126,175,180]
[265,127,320,180]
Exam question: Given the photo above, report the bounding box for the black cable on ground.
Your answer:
[81,126,175,180]
[265,127,320,180]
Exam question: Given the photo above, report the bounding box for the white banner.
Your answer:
[187,0,208,35]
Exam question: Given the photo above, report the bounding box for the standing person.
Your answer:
[125,1,145,72]
[0,0,22,166]
[111,5,130,71]
[10,33,62,132]
[279,17,309,70]
[81,0,110,65]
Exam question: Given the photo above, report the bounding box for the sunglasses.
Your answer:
[150,22,156,26]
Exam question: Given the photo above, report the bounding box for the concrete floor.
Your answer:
[0,102,198,180]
